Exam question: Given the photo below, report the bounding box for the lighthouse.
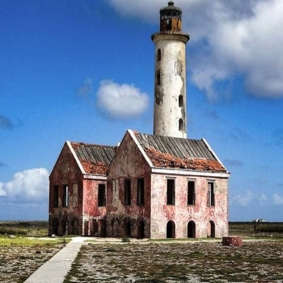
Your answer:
[152,1,189,138]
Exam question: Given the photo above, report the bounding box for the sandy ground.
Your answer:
[65,239,283,282]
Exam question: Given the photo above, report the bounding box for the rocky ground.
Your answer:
[65,239,283,283]
[0,242,65,283]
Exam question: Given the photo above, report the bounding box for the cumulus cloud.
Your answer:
[0,168,49,202]
[77,77,93,97]
[107,0,283,99]
[273,193,283,205]
[97,80,149,119]
[0,114,15,130]
[231,190,268,207]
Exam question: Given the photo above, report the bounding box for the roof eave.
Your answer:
[151,167,230,178]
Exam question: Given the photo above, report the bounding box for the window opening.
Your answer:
[98,184,106,206]
[156,70,161,85]
[187,181,195,205]
[157,49,161,61]
[166,220,175,238]
[208,182,215,206]
[178,95,183,107]
[167,179,175,205]
[209,221,216,238]
[188,221,196,238]
[137,178,145,205]
[179,119,184,131]
[124,179,131,206]
[63,185,69,207]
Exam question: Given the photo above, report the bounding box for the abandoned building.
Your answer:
[48,2,230,239]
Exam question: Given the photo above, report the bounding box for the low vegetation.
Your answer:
[0,221,66,283]
[1,221,283,282]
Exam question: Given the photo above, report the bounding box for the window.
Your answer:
[157,49,161,61]
[98,184,106,207]
[156,70,161,85]
[124,179,131,206]
[208,182,215,206]
[54,185,59,207]
[178,95,183,107]
[167,179,175,205]
[63,185,69,207]
[137,178,144,205]
[179,119,184,131]
[187,181,195,205]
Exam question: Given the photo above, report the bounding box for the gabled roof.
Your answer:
[133,131,227,173]
[69,142,117,175]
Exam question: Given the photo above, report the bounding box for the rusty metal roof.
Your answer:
[70,142,117,175]
[134,133,226,172]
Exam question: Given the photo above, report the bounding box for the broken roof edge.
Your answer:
[128,129,154,168]
[67,141,86,175]
[201,138,230,174]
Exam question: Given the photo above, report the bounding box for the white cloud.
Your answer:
[0,168,49,202]
[97,80,149,119]
[107,0,283,99]
[231,190,254,206]
[77,77,93,97]
[231,190,269,207]
[273,193,283,205]
[0,182,6,196]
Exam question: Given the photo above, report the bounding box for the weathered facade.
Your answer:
[48,2,230,239]
[48,142,116,236]
[106,130,229,239]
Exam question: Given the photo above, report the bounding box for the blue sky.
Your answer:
[1,0,283,221]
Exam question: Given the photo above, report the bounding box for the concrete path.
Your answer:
[24,237,89,283]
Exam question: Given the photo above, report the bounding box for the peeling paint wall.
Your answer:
[106,132,151,238]
[152,34,189,138]
[48,143,107,236]
[150,173,228,239]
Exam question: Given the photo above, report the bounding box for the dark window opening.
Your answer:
[178,95,183,107]
[137,178,145,205]
[209,221,216,238]
[98,184,106,207]
[54,185,59,207]
[157,49,161,61]
[179,119,184,131]
[124,219,131,237]
[208,182,215,206]
[188,221,196,238]
[63,185,69,207]
[156,71,161,85]
[166,220,175,238]
[124,179,131,206]
[187,181,195,205]
[167,179,175,205]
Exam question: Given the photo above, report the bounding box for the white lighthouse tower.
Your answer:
[152,1,189,138]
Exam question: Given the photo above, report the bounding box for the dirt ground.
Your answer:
[64,239,283,283]
[0,242,65,283]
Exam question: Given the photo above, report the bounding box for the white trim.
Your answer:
[202,138,228,171]
[151,167,230,178]
[66,141,86,174]
[128,129,154,167]
[83,175,107,181]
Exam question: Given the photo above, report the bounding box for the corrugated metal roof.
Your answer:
[70,142,117,175]
[134,133,226,172]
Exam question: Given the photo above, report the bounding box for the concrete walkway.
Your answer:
[24,237,88,283]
